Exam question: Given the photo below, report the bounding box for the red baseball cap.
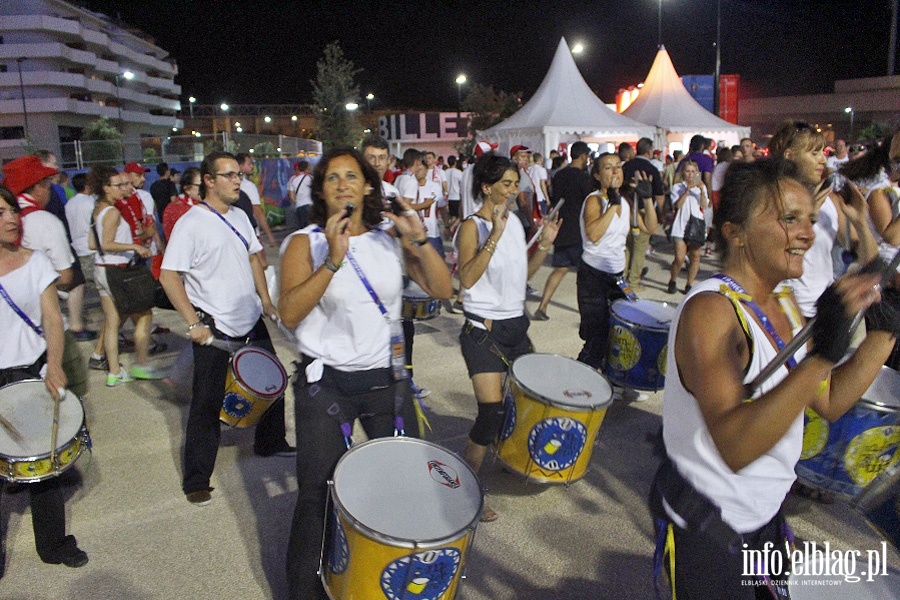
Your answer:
[509,144,532,158]
[124,162,150,174]
[474,140,498,158]
[2,155,59,195]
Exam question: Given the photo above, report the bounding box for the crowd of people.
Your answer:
[0,124,897,599]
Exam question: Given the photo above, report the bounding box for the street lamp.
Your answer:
[115,70,135,127]
[571,42,584,55]
[188,96,196,119]
[713,0,722,116]
[366,93,374,111]
[658,0,664,48]
[455,74,467,127]
[345,102,359,111]
[844,106,855,141]
[15,57,29,140]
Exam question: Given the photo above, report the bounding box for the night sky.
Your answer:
[78,0,896,110]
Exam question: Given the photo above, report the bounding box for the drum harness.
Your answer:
[650,275,805,600]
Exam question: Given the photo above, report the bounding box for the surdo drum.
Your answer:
[605,299,675,391]
[402,280,441,321]
[219,346,287,428]
[323,438,482,600]
[0,380,90,482]
[797,367,900,499]
[497,354,613,485]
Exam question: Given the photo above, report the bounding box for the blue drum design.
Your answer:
[605,299,675,391]
[797,367,900,498]
[853,459,900,554]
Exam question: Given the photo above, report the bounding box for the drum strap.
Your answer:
[462,312,511,367]
[0,281,43,335]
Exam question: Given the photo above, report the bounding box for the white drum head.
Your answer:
[0,381,83,458]
[332,438,482,543]
[510,353,612,409]
[403,279,431,300]
[610,299,675,331]
[861,366,900,411]
[233,347,287,398]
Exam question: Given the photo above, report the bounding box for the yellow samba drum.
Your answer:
[220,346,287,428]
[402,280,441,321]
[497,354,612,485]
[323,438,483,600]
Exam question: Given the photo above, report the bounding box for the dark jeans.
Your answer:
[576,261,625,369]
[286,367,418,600]
[296,205,310,229]
[182,316,287,493]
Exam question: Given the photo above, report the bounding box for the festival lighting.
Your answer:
[345,102,359,111]
[572,43,584,54]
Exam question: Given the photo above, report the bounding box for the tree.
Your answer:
[455,84,522,156]
[81,117,123,165]
[311,41,363,151]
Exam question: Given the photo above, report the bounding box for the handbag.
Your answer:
[92,214,156,315]
[683,214,707,246]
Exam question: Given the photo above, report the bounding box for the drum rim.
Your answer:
[330,437,483,547]
[852,457,900,509]
[0,426,89,483]
[510,353,613,410]
[232,346,288,399]
[609,299,674,332]
[0,379,86,453]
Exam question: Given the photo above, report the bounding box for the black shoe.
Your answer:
[70,329,98,342]
[666,281,677,294]
[88,356,109,371]
[255,442,296,458]
[43,547,88,568]
[683,284,692,294]
[533,309,549,321]
[186,489,212,506]
[641,266,649,278]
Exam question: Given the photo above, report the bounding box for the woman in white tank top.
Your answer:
[652,158,895,598]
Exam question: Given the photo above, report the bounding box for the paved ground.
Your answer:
[1,230,897,599]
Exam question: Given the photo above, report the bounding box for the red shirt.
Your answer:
[162,194,198,240]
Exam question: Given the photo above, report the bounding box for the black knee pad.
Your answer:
[469,402,506,446]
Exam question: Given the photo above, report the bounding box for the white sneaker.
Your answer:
[418,388,432,399]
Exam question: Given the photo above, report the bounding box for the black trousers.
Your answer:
[576,261,625,369]
[285,367,418,600]
[182,317,287,493]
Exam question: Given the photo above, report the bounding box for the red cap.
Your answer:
[509,144,531,158]
[124,162,150,174]
[473,140,498,158]
[1,155,59,195]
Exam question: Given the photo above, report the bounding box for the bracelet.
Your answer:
[324,258,342,272]
[188,321,204,331]
[537,242,550,252]
[483,239,498,254]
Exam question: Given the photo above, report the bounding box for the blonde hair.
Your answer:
[768,120,825,158]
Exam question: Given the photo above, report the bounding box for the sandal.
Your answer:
[791,481,834,504]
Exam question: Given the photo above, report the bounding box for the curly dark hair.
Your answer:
[308,148,384,229]
[87,165,120,202]
[471,153,514,200]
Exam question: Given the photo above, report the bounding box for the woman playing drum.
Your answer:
[650,159,898,598]
[279,148,451,600]
[455,153,559,521]
[0,185,88,569]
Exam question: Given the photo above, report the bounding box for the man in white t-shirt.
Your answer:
[529,152,550,214]
[236,153,277,248]
[287,160,313,229]
[64,173,98,339]
[160,151,294,507]
[827,139,850,171]
[445,155,463,228]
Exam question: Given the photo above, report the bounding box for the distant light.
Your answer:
[276,147,281,152]
[844,107,852,113]
[291,115,298,121]
[234,121,241,127]
[194,131,201,138]
[364,128,371,133]
[345,102,359,111]
[172,127,178,132]
[220,103,229,111]
[188,96,196,104]
[456,74,467,85]
[236,127,243,132]
[249,149,254,154]
[263,116,271,123]
[366,93,374,100]
[122,70,135,80]
[571,43,584,55]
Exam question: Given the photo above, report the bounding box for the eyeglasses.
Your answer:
[186,181,202,188]
[213,172,244,181]
[109,182,130,188]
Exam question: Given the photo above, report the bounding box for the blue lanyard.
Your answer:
[202,202,249,250]
[0,281,43,335]
[713,274,798,370]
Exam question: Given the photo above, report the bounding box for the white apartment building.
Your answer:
[0,0,182,164]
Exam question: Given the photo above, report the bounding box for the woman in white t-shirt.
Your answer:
[455,153,559,521]
[279,148,452,599]
[667,160,709,294]
[0,185,89,569]
[651,159,896,598]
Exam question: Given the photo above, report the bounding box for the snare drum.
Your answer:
[402,280,441,321]
[323,438,482,600]
[497,354,613,485]
[853,459,900,553]
[0,380,90,483]
[220,346,287,428]
[797,367,900,498]
[605,299,675,391]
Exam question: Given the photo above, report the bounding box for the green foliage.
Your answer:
[142,147,159,163]
[857,122,893,142]
[455,84,522,156]
[311,41,363,151]
[253,141,277,157]
[81,117,122,165]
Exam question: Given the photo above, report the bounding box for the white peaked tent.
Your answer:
[480,37,655,158]
[623,45,750,150]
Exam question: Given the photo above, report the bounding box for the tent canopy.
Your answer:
[623,46,750,146]
[480,37,654,157]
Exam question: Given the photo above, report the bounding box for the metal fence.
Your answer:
[58,133,322,169]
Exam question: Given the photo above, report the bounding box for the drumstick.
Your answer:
[0,412,24,444]
[525,198,565,251]
[747,248,900,395]
[49,388,64,467]
[207,338,247,354]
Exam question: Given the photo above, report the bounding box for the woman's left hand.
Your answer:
[539,214,561,246]
[835,181,868,224]
[383,197,427,241]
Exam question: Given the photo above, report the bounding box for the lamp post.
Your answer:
[713,0,722,117]
[114,70,134,161]
[366,93,374,111]
[844,106,855,141]
[345,102,359,112]
[658,0,663,48]
[15,57,29,140]
[188,96,196,119]
[455,74,467,133]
